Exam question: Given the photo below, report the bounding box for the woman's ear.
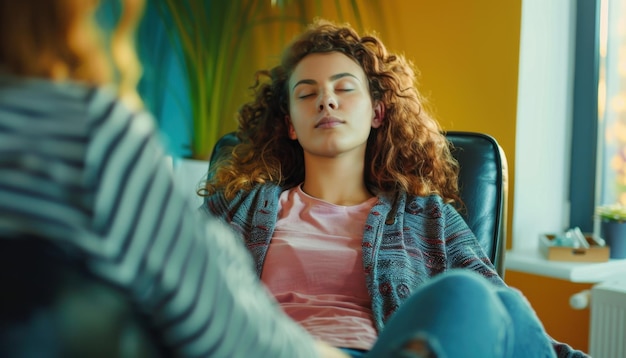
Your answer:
[372,102,385,128]
[285,115,297,139]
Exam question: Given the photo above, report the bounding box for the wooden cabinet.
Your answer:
[505,270,592,353]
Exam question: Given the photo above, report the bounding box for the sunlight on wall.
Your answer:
[513,0,576,250]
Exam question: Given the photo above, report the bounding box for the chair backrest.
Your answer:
[446,131,508,277]
[208,131,508,276]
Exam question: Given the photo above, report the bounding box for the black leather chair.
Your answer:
[209,131,508,276]
[446,131,508,277]
[0,238,166,358]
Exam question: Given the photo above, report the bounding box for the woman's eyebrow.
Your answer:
[291,72,359,91]
[329,72,358,82]
[292,79,316,91]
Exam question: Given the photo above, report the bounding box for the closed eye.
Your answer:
[298,93,315,99]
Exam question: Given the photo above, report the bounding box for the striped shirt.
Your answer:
[0,75,317,358]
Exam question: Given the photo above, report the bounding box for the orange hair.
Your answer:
[0,0,110,83]
[205,19,460,204]
[0,0,144,109]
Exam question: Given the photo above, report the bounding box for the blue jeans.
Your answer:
[356,270,556,358]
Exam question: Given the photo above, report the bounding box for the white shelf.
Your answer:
[505,248,626,283]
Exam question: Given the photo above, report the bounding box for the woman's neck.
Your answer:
[301,155,373,206]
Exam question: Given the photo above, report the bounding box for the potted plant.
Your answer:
[596,204,626,259]
[153,0,370,160]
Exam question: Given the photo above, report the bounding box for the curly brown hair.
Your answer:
[205,19,460,204]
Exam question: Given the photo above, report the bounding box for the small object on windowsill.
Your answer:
[539,232,610,263]
[570,226,591,248]
[587,234,606,247]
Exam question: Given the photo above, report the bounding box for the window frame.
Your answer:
[568,0,600,233]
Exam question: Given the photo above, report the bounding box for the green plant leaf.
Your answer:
[596,204,626,222]
[154,0,368,159]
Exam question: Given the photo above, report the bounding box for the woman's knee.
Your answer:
[374,270,515,358]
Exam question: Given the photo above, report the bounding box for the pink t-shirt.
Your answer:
[260,185,378,350]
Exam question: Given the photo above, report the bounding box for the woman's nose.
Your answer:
[318,93,337,111]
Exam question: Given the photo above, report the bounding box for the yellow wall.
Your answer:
[371,1,521,248]
[246,0,522,243]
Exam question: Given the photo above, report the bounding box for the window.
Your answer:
[513,0,624,249]
[568,0,601,234]
[597,0,626,207]
[568,0,626,237]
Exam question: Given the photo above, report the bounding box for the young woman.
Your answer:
[202,20,588,358]
[0,1,347,357]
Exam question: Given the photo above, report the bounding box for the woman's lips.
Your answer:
[315,117,343,128]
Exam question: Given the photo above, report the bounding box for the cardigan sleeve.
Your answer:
[441,204,503,285]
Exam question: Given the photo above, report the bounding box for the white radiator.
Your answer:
[589,280,626,358]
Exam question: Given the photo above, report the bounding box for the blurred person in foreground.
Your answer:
[0,1,349,357]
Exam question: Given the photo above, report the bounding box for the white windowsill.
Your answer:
[505,248,626,283]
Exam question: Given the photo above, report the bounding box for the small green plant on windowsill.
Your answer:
[596,204,626,223]
[596,204,626,259]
